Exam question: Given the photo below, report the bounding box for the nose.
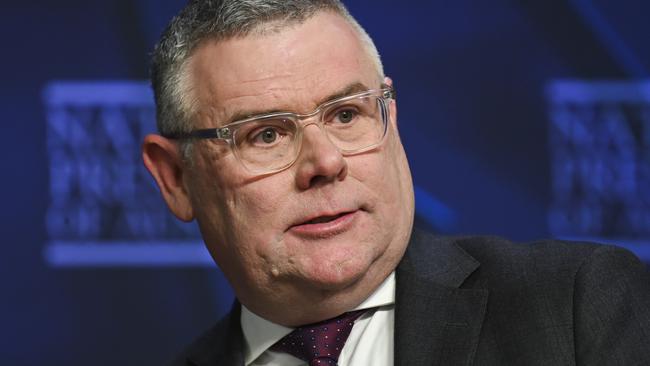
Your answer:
[294,124,348,190]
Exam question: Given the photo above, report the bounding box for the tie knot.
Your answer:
[271,310,366,366]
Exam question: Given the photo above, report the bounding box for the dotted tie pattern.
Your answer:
[270,310,366,366]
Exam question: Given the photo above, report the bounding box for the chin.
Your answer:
[296,253,377,293]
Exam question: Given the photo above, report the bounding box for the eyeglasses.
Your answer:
[164,86,395,175]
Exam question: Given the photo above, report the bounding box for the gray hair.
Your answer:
[150,0,384,158]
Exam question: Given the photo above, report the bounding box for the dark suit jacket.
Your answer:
[171,229,650,365]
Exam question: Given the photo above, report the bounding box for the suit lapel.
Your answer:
[394,230,488,366]
[186,303,245,366]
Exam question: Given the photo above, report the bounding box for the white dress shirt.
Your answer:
[241,272,396,366]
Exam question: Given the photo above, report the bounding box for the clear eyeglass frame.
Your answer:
[164,85,396,175]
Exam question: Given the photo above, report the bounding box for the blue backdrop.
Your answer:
[2,1,649,364]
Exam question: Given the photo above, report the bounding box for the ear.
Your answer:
[384,76,398,129]
[142,134,194,222]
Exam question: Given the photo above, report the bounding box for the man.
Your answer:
[142,1,650,365]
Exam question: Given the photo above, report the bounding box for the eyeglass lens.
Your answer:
[233,94,387,173]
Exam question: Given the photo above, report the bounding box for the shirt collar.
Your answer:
[241,271,396,365]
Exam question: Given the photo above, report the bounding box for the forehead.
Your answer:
[187,12,379,126]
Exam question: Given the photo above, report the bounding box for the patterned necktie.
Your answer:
[270,310,366,366]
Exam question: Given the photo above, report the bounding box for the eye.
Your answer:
[335,109,357,124]
[253,127,279,144]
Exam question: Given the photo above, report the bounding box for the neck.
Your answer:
[242,268,394,327]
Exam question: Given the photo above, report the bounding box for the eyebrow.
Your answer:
[224,82,370,124]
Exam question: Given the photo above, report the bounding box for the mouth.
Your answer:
[303,212,350,225]
[289,210,359,237]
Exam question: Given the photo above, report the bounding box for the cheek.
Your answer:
[220,176,294,256]
[228,181,287,236]
[188,148,301,285]
[350,131,413,231]
[353,136,405,200]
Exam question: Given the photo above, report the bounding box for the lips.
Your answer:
[288,210,359,237]
[303,212,349,225]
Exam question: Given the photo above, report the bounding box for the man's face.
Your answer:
[183,12,414,324]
